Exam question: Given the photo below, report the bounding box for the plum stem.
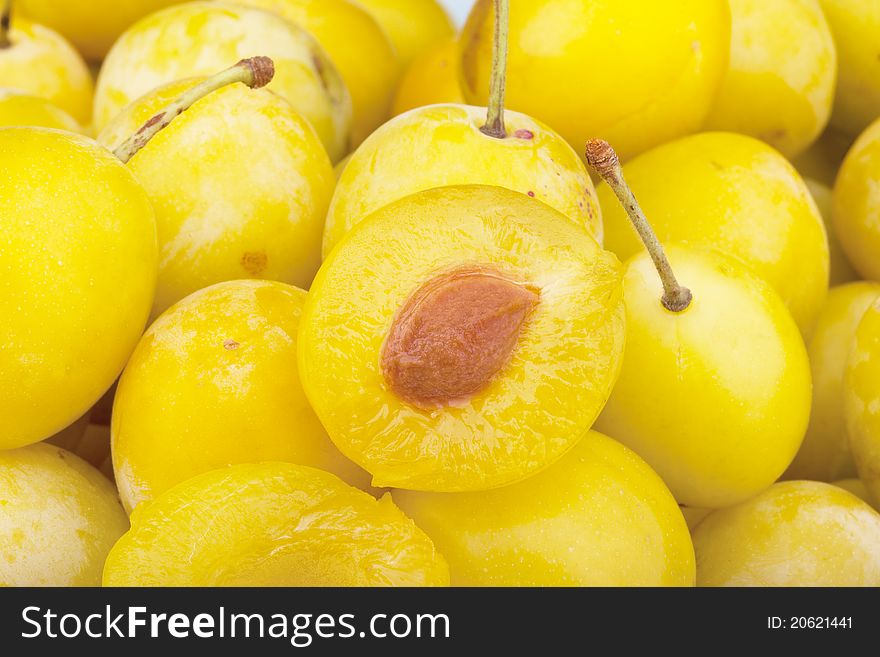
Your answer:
[0,0,13,49]
[113,56,275,164]
[480,0,509,139]
[585,139,693,313]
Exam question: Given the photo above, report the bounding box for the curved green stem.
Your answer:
[585,139,693,313]
[113,56,275,164]
[480,0,509,139]
[0,0,13,49]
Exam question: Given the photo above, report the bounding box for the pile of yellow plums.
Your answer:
[3,0,880,588]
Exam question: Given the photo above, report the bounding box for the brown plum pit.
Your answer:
[381,266,539,409]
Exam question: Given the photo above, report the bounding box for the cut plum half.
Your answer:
[103,463,449,586]
[299,185,625,491]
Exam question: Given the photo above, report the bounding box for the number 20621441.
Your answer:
[768,617,853,630]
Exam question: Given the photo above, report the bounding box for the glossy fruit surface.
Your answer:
[233,0,399,146]
[704,0,836,158]
[595,246,811,509]
[392,38,463,116]
[99,77,334,317]
[112,280,371,514]
[833,117,880,281]
[301,185,625,491]
[103,463,449,586]
[459,0,730,161]
[599,132,829,335]
[785,282,880,481]
[818,0,880,136]
[693,481,880,586]
[353,0,454,69]
[395,431,694,586]
[805,178,858,285]
[0,89,82,132]
[324,104,603,257]
[0,15,93,124]
[93,2,352,160]
[845,299,880,505]
[0,128,157,449]
[18,0,185,61]
[0,443,129,586]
